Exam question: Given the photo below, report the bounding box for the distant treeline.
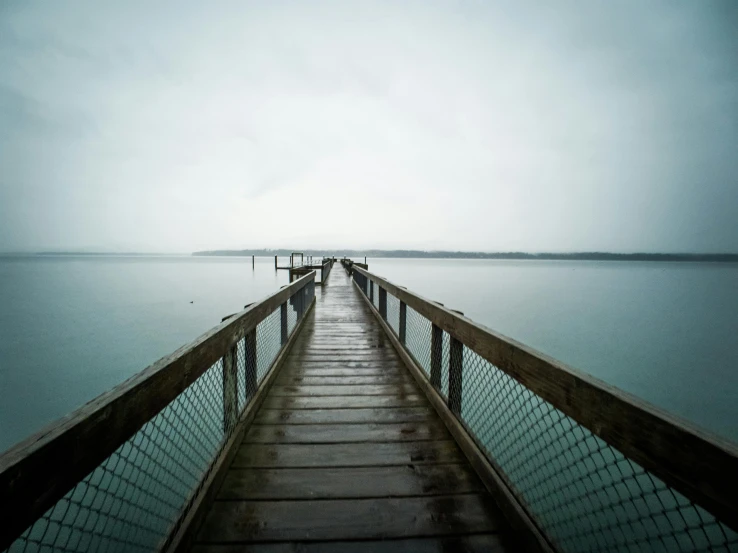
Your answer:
[191,249,738,262]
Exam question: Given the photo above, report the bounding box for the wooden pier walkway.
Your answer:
[6,259,733,553]
[190,267,520,551]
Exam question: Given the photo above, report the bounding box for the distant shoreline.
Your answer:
[191,250,738,262]
[1,251,736,262]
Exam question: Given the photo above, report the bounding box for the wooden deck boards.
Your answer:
[191,267,519,552]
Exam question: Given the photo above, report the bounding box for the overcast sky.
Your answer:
[1,1,736,253]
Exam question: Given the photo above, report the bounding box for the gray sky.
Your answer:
[1,1,737,253]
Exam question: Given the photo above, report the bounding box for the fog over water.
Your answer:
[1,1,737,254]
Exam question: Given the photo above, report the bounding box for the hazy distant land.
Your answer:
[191,249,738,262]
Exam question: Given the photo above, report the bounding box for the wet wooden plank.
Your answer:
[284,360,406,369]
[255,407,436,425]
[300,345,391,350]
[191,534,512,553]
[280,368,401,377]
[197,495,504,542]
[244,422,449,444]
[231,441,464,468]
[218,465,484,500]
[270,384,419,397]
[298,351,392,356]
[261,395,428,410]
[276,375,411,386]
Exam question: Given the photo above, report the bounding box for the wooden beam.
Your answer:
[0,272,317,552]
[430,324,442,391]
[448,337,463,417]
[222,345,238,433]
[399,301,407,345]
[351,266,738,533]
[280,302,288,346]
[379,287,387,320]
[244,329,257,401]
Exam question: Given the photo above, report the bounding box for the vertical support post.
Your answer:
[281,302,288,345]
[222,344,238,433]
[275,255,278,270]
[430,324,442,390]
[449,336,463,416]
[399,301,407,345]
[379,287,387,320]
[369,280,374,303]
[252,255,255,269]
[244,329,257,401]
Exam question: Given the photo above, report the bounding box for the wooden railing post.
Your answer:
[379,287,387,320]
[281,302,288,345]
[449,336,463,416]
[222,344,238,433]
[430,324,442,390]
[244,329,257,400]
[369,280,374,303]
[399,301,407,345]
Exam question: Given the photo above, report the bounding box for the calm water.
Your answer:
[0,256,736,453]
[368,258,738,442]
[0,256,289,452]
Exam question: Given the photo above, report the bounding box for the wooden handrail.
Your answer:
[0,271,316,551]
[351,265,738,532]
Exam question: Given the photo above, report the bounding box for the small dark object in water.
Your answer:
[190,301,194,304]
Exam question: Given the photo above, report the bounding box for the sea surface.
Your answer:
[0,255,289,453]
[0,255,736,454]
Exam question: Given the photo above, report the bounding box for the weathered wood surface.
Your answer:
[191,265,519,551]
[0,272,318,553]
[191,535,514,553]
[232,441,465,468]
[198,495,503,542]
[352,265,738,532]
[219,464,484,499]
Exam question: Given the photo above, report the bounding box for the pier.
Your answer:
[1,259,737,552]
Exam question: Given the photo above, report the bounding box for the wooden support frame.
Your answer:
[221,345,238,433]
[449,336,463,416]
[351,266,738,534]
[244,328,257,401]
[280,302,288,345]
[399,301,407,345]
[430,324,443,390]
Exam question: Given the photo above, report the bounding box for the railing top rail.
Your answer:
[0,271,316,547]
[351,265,738,531]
